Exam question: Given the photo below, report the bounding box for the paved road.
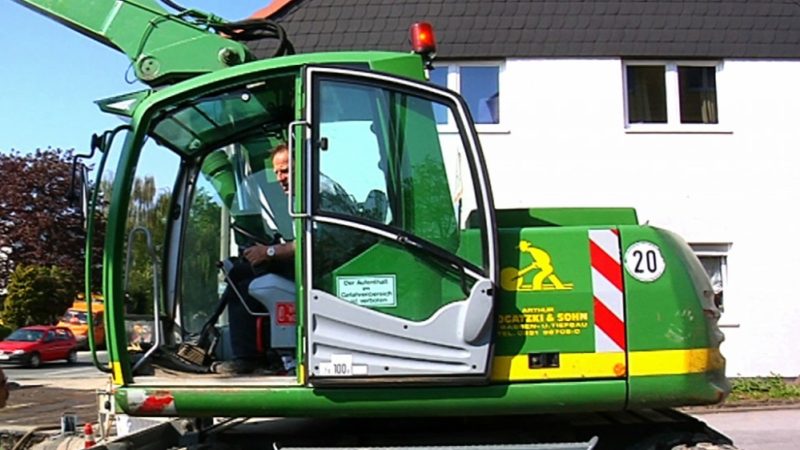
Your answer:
[2,351,108,382]
[693,408,800,450]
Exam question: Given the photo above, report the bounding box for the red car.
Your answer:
[0,325,78,368]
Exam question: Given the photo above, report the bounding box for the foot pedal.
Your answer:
[176,342,209,366]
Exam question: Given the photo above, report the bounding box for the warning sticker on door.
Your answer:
[336,275,397,307]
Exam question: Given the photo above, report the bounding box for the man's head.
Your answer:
[272,144,290,194]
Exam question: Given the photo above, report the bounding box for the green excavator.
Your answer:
[12,1,732,449]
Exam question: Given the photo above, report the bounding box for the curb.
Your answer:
[7,378,108,391]
[682,402,800,415]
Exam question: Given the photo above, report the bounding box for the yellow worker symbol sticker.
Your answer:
[501,240,574,292]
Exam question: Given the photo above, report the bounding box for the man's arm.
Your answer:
[242,242,295,267]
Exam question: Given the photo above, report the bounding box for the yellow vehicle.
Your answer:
[57,294,105,349]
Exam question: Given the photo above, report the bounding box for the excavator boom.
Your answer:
[12,0,253,86]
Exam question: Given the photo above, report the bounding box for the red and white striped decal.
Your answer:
[589,229,626,352]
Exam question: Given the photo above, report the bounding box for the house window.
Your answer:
[429,69,449,125]
[690,243,730,312]
[678,66,717,123]
[429,63,501,127]
[625,62,719,127]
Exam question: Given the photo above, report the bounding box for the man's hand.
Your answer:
[243,244,270,266]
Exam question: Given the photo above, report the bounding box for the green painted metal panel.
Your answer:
[628,372,729,409]
[104,127,151,384]
[320,239,466,321]
[13,0,252,85]
[620,226,715,351]
[468,208,638,229]
[494,227,596,357]
[129,52,427,140]
[292,75,307,369]
[116,380,626,417]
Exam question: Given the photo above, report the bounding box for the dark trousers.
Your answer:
[222,260,267,361]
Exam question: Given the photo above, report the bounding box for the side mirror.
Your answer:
[68,125,132,225]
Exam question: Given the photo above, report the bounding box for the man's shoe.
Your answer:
[211,358,260,375]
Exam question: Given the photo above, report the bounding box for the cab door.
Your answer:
[299,67,498,383]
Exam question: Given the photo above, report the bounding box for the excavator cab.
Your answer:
[103,55,498,387]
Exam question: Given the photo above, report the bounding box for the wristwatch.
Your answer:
[266,245,277,258]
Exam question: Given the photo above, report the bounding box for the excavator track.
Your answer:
[91,409,738,450]
[671,445,739,450]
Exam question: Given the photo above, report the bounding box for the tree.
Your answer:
[0,149,105,325]
[0,149,105,295]
[2,264,77,326]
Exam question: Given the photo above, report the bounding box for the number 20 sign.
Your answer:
[624,241,666,282]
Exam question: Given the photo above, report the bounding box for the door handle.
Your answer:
[287,120,309,218]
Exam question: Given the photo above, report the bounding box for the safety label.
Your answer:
[500,240,574,292]
[319,354,368,376]
[276,302,295,325]
[624,241,666,282]
[336,275,396,307]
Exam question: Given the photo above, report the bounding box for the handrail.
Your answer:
[84,125,131,373]
[84,150,111,373]
[287,120,309,218]
[124,226,163,373]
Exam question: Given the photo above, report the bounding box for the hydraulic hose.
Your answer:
[215,19,296,56]
[158,1,295,57]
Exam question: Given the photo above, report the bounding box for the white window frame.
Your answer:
[430,61,507,134]
[690,243,735,327]
[623,60,729,134]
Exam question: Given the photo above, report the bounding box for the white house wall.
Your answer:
[479,58,800,377]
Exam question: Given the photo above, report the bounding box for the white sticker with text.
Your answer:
[318,354,368,377]
[336,275,396,307]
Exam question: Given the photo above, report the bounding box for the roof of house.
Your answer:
[247,0,800,60]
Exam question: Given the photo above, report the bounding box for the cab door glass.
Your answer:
[122,144,180,317]
[179,165,226,333]
[314,79,480,249]
[311,75,487,321]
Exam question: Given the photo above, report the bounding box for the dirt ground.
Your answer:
[0,381,105,449]
[0,383,99,430]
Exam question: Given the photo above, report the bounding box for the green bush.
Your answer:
[1,264,77,327]
[729,373,800,401]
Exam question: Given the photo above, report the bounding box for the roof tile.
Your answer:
[516,2,532,17]
[253,0,800,59]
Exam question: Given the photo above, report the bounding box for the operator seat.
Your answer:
[248,274,296,349]
[233,167,297,352]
